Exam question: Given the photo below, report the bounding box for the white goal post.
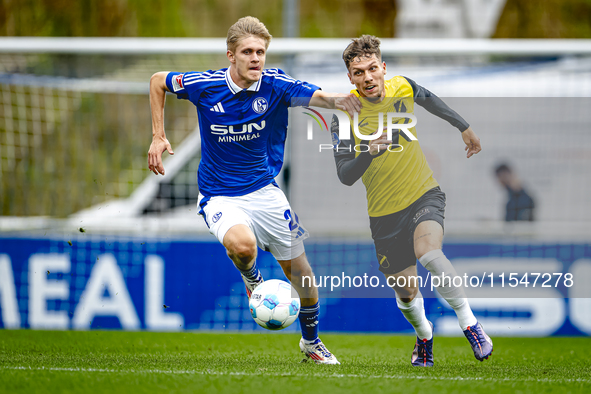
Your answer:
[1,37,591,56]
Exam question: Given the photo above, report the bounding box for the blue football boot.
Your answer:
[463,322,493,361]
[411,321,434,367]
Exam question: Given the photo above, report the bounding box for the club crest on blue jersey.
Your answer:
[331,131,340,149]
[252,97,268,114]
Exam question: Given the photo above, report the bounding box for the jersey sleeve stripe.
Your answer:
[263,70,297,82]
[184,72,225,82]
[188,70,223,76]
[263,69,296,77]
[185,70,224,77]
[184,77,225,86]
[272,76,299,84]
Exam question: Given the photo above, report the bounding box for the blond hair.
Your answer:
[342,35,382,70]
[226,16,272,53]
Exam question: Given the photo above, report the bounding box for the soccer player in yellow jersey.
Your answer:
[331,35,493,366]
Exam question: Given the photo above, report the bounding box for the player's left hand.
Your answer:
[368,130,392,156]
[461,127,481,158]
[333,93,362,118]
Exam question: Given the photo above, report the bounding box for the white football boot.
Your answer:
[241,274,263,299]
[299,338,340,365]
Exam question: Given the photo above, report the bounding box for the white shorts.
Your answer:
[198,184,309,260]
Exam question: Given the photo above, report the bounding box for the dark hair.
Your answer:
[495,163,512,175]
[342,35,382,70]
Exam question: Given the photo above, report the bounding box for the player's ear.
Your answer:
[227,50,235,64]
[382,61,387,75]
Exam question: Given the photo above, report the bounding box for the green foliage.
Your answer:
[0,0,396,38]
[2,0,591,39]
[494,0,591,38]
[300,0,396,38]
[0,0,283,38]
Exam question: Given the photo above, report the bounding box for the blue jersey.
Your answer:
[165,67,319,199]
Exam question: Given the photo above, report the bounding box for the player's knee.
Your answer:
[224,225,257,267]
[415,242,440,260]
[386,272,420,302]
[228,240,257,267]
[396,284,419,303]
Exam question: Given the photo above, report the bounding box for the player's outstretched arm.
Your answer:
[148,72,175,175]
[462,126,481,158]
[309,91,361,117]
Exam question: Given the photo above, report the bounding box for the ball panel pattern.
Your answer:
[248,279,301,330]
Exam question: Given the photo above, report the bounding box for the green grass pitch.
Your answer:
[1,330,589,393]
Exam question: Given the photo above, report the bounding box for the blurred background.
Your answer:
[1,0,590,337]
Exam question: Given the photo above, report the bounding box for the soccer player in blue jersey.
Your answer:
[148,16,359,365]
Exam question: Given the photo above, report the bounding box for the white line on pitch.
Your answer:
[1,366,589,384]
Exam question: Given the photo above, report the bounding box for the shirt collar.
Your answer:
[225,67,262,95]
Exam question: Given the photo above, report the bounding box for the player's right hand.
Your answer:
[148,136,174,175]
[333,93,362,118]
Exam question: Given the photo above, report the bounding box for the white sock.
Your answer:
[445,297,477,331]
[396,292,433,340]
[419,249,477,331]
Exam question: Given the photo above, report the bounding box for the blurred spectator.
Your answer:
[494,163,535,221]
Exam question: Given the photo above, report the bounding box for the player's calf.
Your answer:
[419,249,478,330]
[278,253,318,301]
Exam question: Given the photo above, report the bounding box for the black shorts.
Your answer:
[370,187,446,275]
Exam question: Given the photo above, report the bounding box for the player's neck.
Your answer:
[229,65,256,90]
[363,94,386,104]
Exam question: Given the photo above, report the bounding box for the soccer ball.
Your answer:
[249,279,300,330]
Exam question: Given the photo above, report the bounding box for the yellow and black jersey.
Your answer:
[332,76,469,217]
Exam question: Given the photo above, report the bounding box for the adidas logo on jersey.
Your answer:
[210,102,225,113]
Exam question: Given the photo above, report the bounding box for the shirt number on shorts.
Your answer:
[284,209,300,231]
[284,209,306,239]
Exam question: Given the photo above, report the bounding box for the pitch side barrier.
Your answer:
[0,235,590,336]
